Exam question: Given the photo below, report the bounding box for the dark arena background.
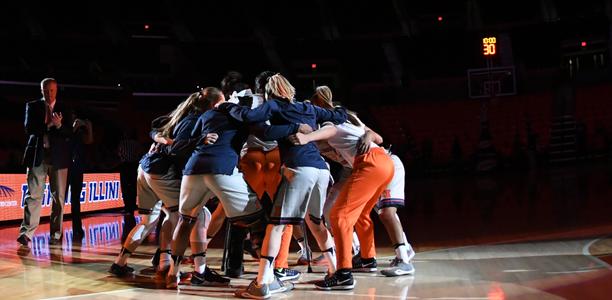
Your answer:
[1,1,612,299]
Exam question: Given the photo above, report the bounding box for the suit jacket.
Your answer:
[22,98,72,169]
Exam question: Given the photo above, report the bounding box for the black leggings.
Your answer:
[119,162,139,213]
[66,165,84,231]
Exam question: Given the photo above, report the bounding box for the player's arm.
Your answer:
[219,101,275,123]
[356,126,383,155]
[288,123,337,145]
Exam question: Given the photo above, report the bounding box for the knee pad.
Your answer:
[190,211,210,245]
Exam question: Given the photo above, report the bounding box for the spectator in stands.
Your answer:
[18,78,72,246]
[117,130,142,215]
[66,108,93,240]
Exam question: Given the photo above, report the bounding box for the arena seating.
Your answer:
[370,91,555,165]
[575,84,612,152]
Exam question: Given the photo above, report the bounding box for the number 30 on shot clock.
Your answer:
[483,37,496,56]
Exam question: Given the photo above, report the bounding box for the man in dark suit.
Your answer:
[18,78,72,246]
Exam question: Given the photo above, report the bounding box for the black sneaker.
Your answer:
[191,267,231,286]
[17,235,30,246]
[273,268,301,281]
[109,263,135,276]
[352,256,377,272]
[314,271,355,290]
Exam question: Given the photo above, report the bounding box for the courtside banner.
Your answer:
[0,173,125,222]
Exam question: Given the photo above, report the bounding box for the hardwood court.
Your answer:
[0,213,610,299]
[1,164,611,299]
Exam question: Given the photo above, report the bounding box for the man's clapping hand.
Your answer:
[50,112,62,128]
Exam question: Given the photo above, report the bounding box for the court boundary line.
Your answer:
[39,288,139,300]
[581,236,612,270]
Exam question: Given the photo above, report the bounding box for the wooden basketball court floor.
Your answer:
[1,212,611,300]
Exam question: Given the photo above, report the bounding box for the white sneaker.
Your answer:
[382,261,415,277]
[390,244,416,267]
[406,243,416,262]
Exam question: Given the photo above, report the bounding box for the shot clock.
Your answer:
[482,37,497,56]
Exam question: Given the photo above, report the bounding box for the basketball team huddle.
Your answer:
[109,71,415,299]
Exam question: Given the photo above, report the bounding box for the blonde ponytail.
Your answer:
[311,85,362,127]
[265,74,296,101]
[160,92,208,138]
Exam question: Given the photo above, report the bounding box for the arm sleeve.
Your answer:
[162,117,203,156]
[313,105,348,124]
[190,116,203,138]
[162,136,204,157]
[221,101,275,123]
[250,123,299,141]
[174,118,198,140]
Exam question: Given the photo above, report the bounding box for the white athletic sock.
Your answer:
[402,232,415,259]
[324,250,337,274]
[352,231,361,254]
[395,244,410,263]
[256,257,274,285]
[297,238,306,253]
[194,256,206,274]
[159,250,171,271]
[265,264,276,283]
